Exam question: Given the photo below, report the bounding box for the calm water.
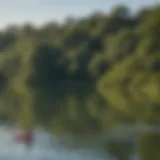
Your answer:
[0,84,160,160]
[0,123,160,160]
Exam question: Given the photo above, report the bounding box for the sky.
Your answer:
[0,0,158,29]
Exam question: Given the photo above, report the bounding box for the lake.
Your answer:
[0,123,160,160]
[0,83,160,160]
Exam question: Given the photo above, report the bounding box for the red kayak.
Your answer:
[15,130,33,144]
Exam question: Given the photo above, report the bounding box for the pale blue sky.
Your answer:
[0,0,158,28]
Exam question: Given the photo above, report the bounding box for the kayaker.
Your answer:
[15,128,34,149]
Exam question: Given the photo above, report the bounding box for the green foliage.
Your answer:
[0,5,159,139]
[0,6,158,160]
[139,132,160,160]
[0,5,158,92]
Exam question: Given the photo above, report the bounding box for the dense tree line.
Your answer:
[0,4,159,120]
[0,5,159,160]
[0,5,158,92]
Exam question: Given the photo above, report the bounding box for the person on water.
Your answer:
[15,128,34,149]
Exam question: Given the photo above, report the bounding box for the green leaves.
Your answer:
[0,5,159,136]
